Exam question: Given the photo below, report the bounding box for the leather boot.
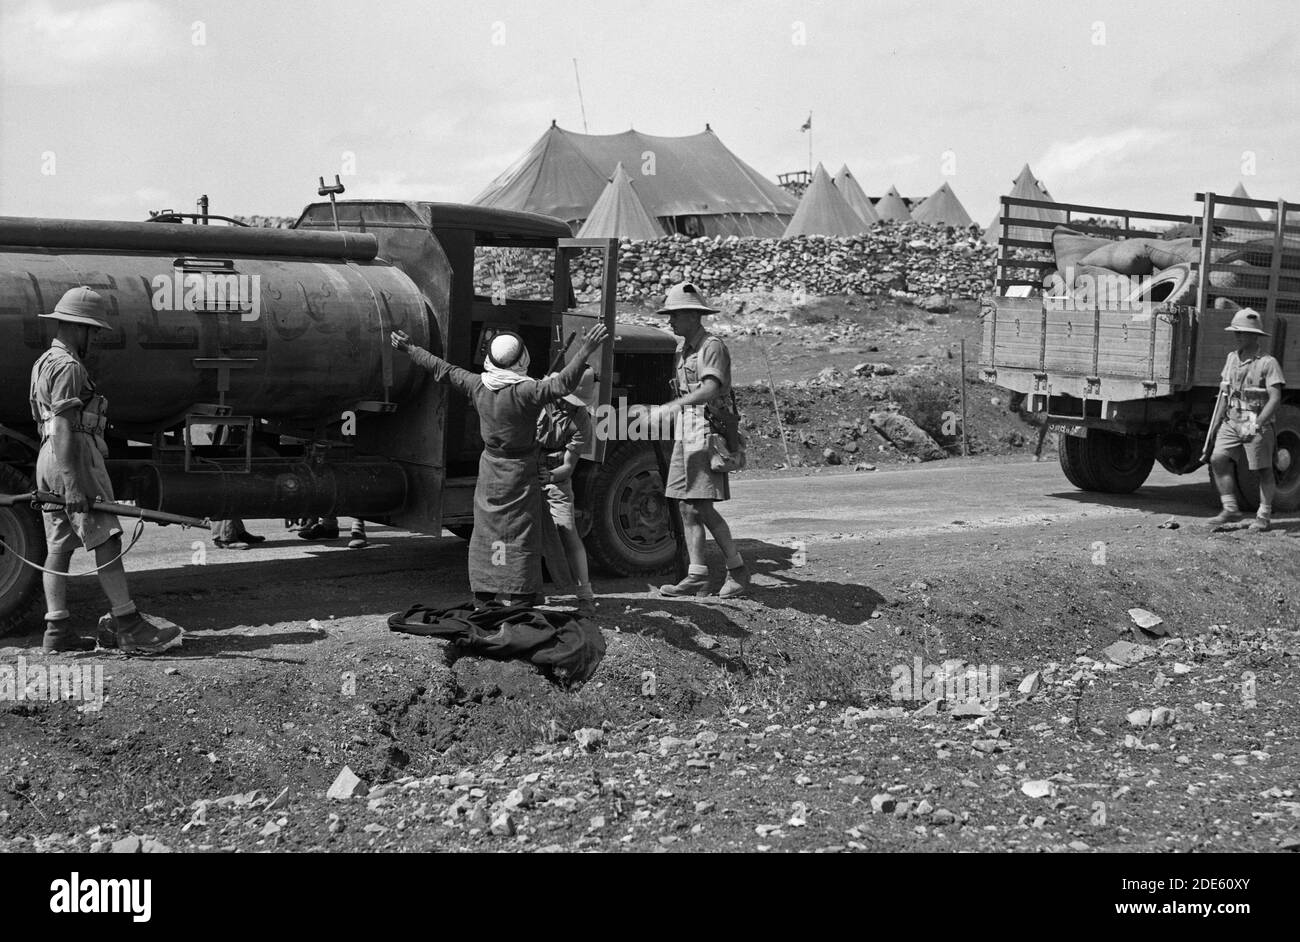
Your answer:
[41,621,94,654]
[719,564,751,599]
[114,611,183,655]
[659,573,711,597]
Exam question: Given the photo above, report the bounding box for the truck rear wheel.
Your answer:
[1224,405,1300,513]
[0,465,45,638]
[1058,430,1156,493]
[583,442,675,576]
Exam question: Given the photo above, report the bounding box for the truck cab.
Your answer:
[292,200,679,575]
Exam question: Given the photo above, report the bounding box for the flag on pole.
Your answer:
[800,113,812,132]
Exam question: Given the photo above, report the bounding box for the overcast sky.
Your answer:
[1,0,1295,225]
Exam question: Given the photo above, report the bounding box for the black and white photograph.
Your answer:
[0,0,1295,908]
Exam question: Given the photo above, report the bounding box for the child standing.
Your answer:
[537,366,598,617]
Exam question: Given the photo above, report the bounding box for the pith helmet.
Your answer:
[562,366,598,408]
[656,281,718,315]
[1225,307,1268,335]
[40,286,112,331]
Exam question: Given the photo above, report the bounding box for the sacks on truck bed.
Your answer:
[1051,226,1112,274]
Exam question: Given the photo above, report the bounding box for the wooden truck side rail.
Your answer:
[982,192,1300,411]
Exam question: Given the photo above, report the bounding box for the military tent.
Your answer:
[984,164,1063,245]
[832,165,880,226]
[576,162,665,239]
[1216,182,1265,223]
[873,185,912,222]
[912,182,975,228]
[782,163,867,238]
[472,123,797,237]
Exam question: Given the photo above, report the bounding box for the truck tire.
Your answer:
[0,465,45,638]
[583,442,676,576]
[1058,430,1156,493]
[1225,405,1300,513]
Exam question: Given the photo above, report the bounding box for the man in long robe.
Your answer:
[391,324,608,605]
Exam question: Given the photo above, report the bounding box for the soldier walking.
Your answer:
[1208,308,1285,531]
[654,282,750,598]
[30,287,182,654]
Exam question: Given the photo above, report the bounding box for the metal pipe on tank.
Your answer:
[113,460,409,520]
[0,216,378,260]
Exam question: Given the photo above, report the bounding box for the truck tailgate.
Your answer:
[982,297,1188,401]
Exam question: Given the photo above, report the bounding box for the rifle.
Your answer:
[547,330,578,374]
[1200,384,1229,463]
[0,491,207,528]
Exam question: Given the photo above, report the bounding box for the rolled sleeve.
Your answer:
[566,409,592,453]
[1263,357,1285,389]
[697,339,731,392]
[46,362,87,417]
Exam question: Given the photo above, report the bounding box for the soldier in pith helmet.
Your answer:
[30,287,181,654]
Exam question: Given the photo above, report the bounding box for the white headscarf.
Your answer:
[481,334,532,391]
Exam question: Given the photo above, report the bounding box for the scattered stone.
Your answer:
[327,766,365,800]
[1157,519,1180,530]
[1103,640,1157,667]
[110,835,142,854]
[1128,608,1166,636]
[951,701,991,719]
[1127,709,1153,727]
[1021,780,1054,799]
[870,793,896,814]
[1018,672,1041,695]
[573,728,604,752]
[490,812,516,837]
[1150,707,1175,727]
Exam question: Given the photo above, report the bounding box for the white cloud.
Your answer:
[1036,128,1175,187]
[1,0,180,85]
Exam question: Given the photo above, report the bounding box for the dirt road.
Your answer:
[3,457,1298,854]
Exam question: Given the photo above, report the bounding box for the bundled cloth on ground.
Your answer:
[387,601,606,685]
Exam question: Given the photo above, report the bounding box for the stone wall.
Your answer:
[572,221,996,301]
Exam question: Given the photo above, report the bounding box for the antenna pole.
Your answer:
[573,59,589,133]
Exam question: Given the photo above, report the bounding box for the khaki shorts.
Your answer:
[35,441,122,553]
[1213,416,1276,472]
[544,478,575,527]
[664,408,730,502]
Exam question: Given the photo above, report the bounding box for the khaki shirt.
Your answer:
[29,339,101,441]
[1221,351,1284,423]
[674,330,732,416]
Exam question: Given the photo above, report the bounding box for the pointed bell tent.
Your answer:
[576,162,665,239]
[782,163,868,237]
[832,164,881,226]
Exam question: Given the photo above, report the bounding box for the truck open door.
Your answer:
[557,237,617,464]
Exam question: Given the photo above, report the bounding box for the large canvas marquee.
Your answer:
[472,123,798,237]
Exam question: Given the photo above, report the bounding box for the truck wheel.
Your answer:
[0,465,45,638]
[583,442,676,576]
[1227,405,1300,513]
[1058,430,1156,493]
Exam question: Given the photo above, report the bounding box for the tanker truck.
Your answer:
[0,200,679,636]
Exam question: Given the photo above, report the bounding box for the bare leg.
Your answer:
[558,523,590,590]
[92,536,133,610]
[42,551,72,614]
[1257,466,1277,515]
[678,500,708,567]
[692,500,738,562]
[1210,450,1238,505]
